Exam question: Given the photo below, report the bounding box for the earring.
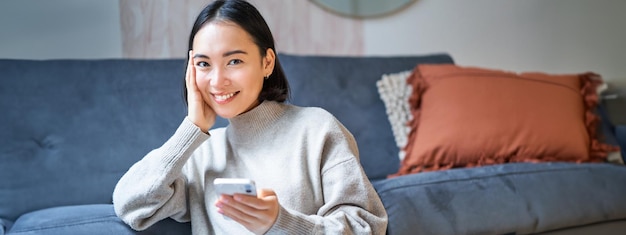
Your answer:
[264,74,270,80]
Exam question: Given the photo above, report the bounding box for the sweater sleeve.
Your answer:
[112,117,209,231]
[265,117,388,235]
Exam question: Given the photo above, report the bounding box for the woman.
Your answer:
[113,0,387,234]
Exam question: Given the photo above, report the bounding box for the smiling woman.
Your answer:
[310,0,417,18]
[112,0,388,234]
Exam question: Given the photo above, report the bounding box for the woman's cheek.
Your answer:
[195,70,210,88]
[195,71,215,106]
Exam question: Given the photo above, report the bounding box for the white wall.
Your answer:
[0,0,122,59]
[0,0,624,89]
[364,0,626,88]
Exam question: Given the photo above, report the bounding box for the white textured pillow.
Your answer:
[376,70,412,161]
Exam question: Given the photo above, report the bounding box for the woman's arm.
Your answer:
[267,159,387,235]
[266,119,388,235]
[112,118,209,231]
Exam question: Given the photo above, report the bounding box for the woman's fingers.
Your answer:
[233,190,276,210]
[186,50,193,94]
[186,50,211,132]
[186,50,200,102]
[215,190,279,234]
[216,196,258,223]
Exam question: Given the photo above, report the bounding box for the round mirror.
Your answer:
[310,0,417,19]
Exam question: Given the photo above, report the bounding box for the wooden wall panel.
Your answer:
[119,0,363,58]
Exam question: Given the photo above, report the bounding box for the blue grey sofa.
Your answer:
[1,54,625,235]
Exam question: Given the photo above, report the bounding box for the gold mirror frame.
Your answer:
[310,0,417,19]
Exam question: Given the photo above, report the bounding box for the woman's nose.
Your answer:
[209,69,231,87]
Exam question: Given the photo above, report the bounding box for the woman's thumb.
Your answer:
[257,188,276,198]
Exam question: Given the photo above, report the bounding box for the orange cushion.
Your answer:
[392,64,619,177]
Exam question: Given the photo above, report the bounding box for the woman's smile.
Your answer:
[212,91,239,104]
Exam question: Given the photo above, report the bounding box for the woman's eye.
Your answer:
[228,59,243,65]
[196,61,209,67]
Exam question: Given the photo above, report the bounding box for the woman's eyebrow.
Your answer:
[193,54,209,59]
[192,50,247,59]
[223,50,247,57]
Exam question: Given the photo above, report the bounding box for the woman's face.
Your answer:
[192,22,274,119]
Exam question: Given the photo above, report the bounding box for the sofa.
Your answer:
[1,53,625,235]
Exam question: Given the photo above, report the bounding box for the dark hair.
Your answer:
[184,0,289,103]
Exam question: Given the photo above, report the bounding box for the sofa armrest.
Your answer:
[0,218,12,235]
[597,102,623,163]
[615,125,626,162]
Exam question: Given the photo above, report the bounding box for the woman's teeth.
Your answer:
[215,92,235,101]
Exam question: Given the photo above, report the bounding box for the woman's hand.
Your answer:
[215,189,280,235]
[186,50,215,133]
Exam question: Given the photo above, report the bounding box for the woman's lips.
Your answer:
[212,91,239,104]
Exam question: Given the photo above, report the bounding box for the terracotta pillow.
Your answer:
[392,64,619,177]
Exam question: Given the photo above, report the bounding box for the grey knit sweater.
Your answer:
[113,101,388,234]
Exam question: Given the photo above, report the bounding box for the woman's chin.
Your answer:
[214,109,241,119]
[210,98,260,119]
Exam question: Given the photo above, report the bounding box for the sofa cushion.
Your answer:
[394,64,619,175]
[8,204,133,235]
[7,204,189,235]
[373,162,626,235]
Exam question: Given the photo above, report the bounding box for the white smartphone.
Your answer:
[213,178,257,196]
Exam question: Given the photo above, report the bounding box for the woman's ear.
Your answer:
[263,48,276,76]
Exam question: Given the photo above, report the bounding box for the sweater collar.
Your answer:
[227,100,285,142]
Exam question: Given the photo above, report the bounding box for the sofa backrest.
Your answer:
[276,54,454,179]
[0,59,188,221]
[0,54,453,220]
